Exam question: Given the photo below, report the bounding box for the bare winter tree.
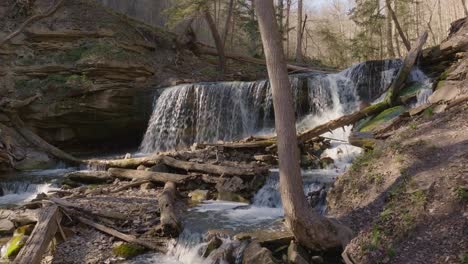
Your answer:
[295,0,304,62]
[254,0,353,251]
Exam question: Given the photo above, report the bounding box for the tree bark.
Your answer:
[386,0,396,57]
[222,0,235,47]
[462,0,468,16]
[158,182,181,237]
[255,0,352,251]
[204,8,226,74]
[386,0,411,51]
[13,206,62,264]
[285,0,291,58]
[108,168,191,184]
[295,0,303,62]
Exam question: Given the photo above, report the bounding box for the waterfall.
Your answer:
[140,60,404,153]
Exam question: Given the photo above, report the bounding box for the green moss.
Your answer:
[360,106,407,132]
[455,187,468,202]
[112,243,145,259]
[351,149,380,172]
[81,41,132,61]
[4,234,26,258]
[436,80,446,90]
[398,82,424,101]
[423,107,434,118]
[460,252,468,264]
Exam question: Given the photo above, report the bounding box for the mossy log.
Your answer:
[108,168,192,184]
[158,182,181,237]
[13,205,62,264]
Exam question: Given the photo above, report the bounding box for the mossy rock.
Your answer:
[398,82,424,102]
[3,234,28,259]
[112,243,145,259]
[359,106,407,132]
[15,225,34,236]
[217,192,249,203]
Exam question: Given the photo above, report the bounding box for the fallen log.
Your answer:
[86,154,161,169]
[159,156,267,176]
[108,168,192,184]
[49,197,126,221]
[76,216,167,252]
[13,205,62,264]
[197,45,335,74]
[65,171,113,184]
[158,182,181,237]
[348,132,377,149]
[202,139,276,149]
[111,180,151,193]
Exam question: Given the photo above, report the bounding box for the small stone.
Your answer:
[140,182,154,191]
[311,255,324,264]
[0,219,14,235]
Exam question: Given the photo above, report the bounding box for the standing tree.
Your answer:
[254,0,352,251]
[386,0,396,57]
[462,0,468,16]
[295,0,304,62]
[385,0,411,51]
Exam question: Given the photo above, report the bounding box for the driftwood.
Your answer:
[111,180,151,193]
[0,0,64,47]
[108,168,192,184]
[86,154,161,170]
[65,171,112,184]
[76,216,167,252]
[159,156,266,176]
[13,205,62,264]
[157,182,181,237]
[202,139,276,149]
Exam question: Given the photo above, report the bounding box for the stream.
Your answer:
[0,59,433,263]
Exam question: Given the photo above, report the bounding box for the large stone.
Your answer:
[188,189,209,203]
[216,176,246,194]
[429,82,461,103]
[243,242,279,264]
[0,219,14,235]
[13,150,55,171]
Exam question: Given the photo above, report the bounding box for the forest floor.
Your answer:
[328,103,468,263]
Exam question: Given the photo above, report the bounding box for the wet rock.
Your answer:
[217,192,249,203]
[235,229,294,248]
[287,240,310,264]
[202,236,223,257]
[188,189,209,203]
[319,157,334,169]
[65,171,112,184]
[112,242,145,259]
[300,155,317,167]
[216,176,246,194]
[124,153,132,159]
[13,150,55,171]
[307,185,326,209]
[243,242,279,264]
[206,229,234,240]
[0,219,14,235]
[254,155,277,164]
[311,255,324,264]
[149,164,170,173]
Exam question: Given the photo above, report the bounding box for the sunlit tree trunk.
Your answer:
[204,9,225,74]
[386,0,396,57]
[255,0,352,251]
[285,0,291,58]
[462,0,468,16]
[295,0,303,62]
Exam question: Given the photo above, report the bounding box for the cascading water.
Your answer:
[140,60,405,153]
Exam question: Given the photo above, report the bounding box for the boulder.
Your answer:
[13,150,55,171]
[149,164,170,173]
[202,236,223,257]
[216,176,246,194]
[188,189,209,203]
[243,242,279,264]
[140,182,154,191]
[0,219,14,236]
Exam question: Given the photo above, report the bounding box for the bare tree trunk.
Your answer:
[285,0,291,58]
[255,0,352,251]
[223,0,235,46]
[462,0,468,16]
[204,9,226,74]
[386,0,411,51]
[386,0,396,57]
[295,0,303,62]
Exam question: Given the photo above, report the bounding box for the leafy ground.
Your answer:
[328,103,468,263]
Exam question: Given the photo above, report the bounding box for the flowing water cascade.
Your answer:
[140,60,406,153]
[130,61,433,263]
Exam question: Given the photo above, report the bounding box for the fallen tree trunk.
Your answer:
[76,216,167,252]
[197,45,335,74]
[13,205,62,264]
[108,168,192,184]
[202,139,276,149]
[8,113,82,164]
[159,156,266,176]
[158,182,181,237]
[65,171,112,184]
[86,154,160,169]
[111,180,151,193]
[50,197,127,221]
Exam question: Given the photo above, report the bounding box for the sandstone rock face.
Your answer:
[0,0,224,170]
